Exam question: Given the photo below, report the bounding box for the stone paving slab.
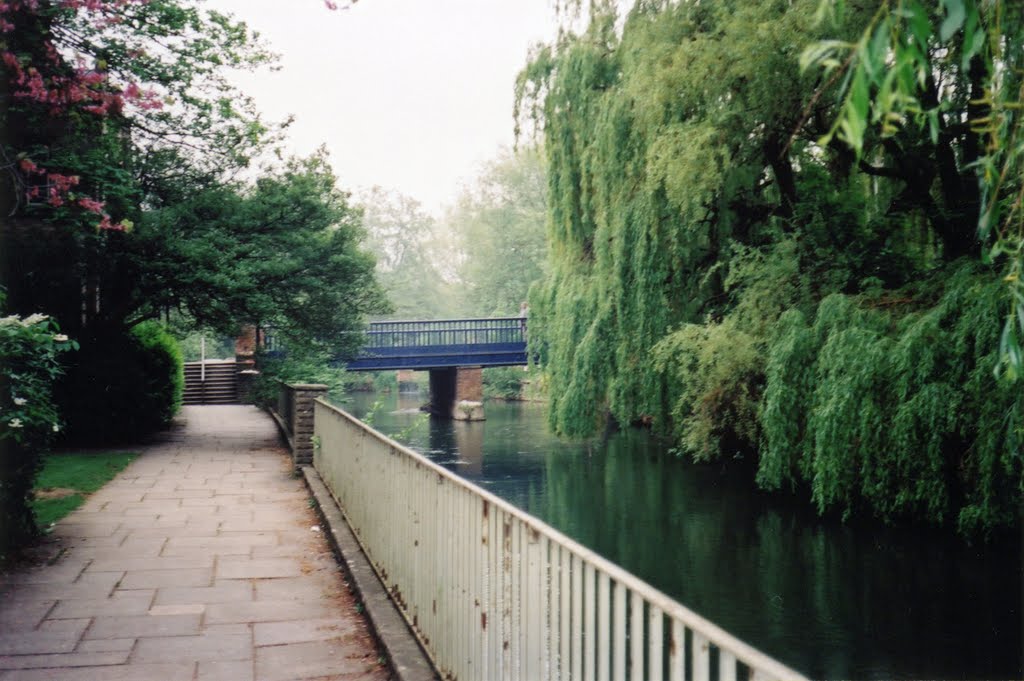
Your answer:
[0,405,389,681]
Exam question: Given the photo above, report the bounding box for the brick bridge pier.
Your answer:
[427,366,484,421]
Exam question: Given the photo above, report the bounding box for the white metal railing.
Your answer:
[313,400,809,681]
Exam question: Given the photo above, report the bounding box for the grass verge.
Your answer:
[33,451,138,529]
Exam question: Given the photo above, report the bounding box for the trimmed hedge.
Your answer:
[61,322,183,444]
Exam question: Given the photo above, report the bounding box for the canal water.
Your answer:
[339,391,1022,680]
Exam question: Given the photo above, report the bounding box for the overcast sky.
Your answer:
[203,0,558,216]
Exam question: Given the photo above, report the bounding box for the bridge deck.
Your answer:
[346,317,527,371]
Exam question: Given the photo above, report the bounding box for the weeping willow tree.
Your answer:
[518,0,1023,533]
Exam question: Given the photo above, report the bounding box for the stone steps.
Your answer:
[183,361,238,405]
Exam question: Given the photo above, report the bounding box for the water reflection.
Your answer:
[341,391,1023,679]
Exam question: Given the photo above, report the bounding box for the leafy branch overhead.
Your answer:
[1,0,286,230]
[802,0,1024,378]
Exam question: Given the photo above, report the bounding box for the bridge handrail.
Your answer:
[313,399,809,681]
[366,316,525,325]
[360,317,526,352]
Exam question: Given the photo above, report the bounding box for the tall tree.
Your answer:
[445,146,547,317]
[133,151,388,357]
[1,0,284,329]
[359,187,456,320]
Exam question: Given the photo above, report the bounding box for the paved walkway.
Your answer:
[0,405,389,681]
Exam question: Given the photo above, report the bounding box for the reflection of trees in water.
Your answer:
[540,432,1022,679]
[452,422,484,475]
[396,392,424,412]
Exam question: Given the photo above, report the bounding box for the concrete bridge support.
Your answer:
[428,366,485,421]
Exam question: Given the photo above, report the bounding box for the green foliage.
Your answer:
[136,151,388,353]
[759,263,1021,532]
[483,367,530,401]
[372,371,399,394]
[519,0,1023,533]
[0,311,75,550]
[52,0,282,189]
[132,321,184,425]
[2,0,287,326]
[445,147,548,317]
[360,187,456,320]
[803,0,1024,377]
[519,0,834,437]
[61,322,183,444]
[250,350,349,409]
[654,322,763,460]
[4,8,383,374]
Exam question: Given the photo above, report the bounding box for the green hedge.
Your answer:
[61,322,183,444]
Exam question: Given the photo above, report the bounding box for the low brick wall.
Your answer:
[270,382,329,467]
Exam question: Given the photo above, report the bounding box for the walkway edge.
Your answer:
[302,465,439,681]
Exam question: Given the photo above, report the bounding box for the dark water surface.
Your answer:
[340,391,1022,680]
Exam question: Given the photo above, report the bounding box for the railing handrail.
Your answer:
[366,316,525,325]
[315,398,808,680]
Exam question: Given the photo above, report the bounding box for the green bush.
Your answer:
[61,322,183,444]
[0,311,75,551]
[250,350,351,408]
[483,366,528,400]
[371,371,398,393]
[132,321,185,426]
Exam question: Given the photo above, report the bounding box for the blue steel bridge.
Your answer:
[345,317,528,371]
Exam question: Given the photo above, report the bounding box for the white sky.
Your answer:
[203,0,559,216]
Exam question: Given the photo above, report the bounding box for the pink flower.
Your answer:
[49,173,78,191]
[78,197,105,213]
[2,51,20,70]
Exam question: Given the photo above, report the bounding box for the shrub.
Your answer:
[61,322,183,444]
[0,312,75,551]
[132,321,185,426]
[250,350,350,408]
[483,366,527,400]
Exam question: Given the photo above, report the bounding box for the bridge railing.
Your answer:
[363,317,525,349]
[313,400,809,681]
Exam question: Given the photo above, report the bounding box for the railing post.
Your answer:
[288,383,328,467]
